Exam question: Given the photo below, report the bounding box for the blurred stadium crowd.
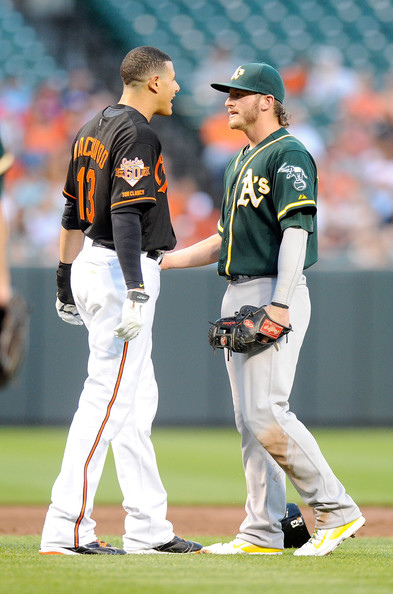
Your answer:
[2,0,393,269]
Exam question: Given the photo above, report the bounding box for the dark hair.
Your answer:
[120,46,172,85]
[274,99,290,127]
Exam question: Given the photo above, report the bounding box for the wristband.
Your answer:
[56,262,74,304]
[271,301,289,309]
[127,290,150,303]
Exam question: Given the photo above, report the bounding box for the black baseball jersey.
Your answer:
[61,104,176,253]
[217,128,318,277]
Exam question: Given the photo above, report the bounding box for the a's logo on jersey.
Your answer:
[115,157,150,187]
[278,162,308,191]
[237,168,270,209]
[231,67,245,80]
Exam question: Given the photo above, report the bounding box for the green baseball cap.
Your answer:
[211,62,285,103]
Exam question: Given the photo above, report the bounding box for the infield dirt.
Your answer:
[0,505,391,537]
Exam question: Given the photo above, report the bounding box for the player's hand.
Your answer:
[114,291,150,342]
[264,303,290,329]
[55,297,83,326]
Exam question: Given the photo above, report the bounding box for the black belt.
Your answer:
[92,240,163,262]
[92,239,115,250]
[145,249,164,262]
[225,274,265,282]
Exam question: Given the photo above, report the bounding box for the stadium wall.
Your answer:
[1,266,392,427]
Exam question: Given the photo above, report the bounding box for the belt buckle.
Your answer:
[147,250,164,264]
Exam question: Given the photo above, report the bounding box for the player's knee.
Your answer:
[257,421,292,470]
[242,405,275,441]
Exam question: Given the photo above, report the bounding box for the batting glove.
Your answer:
[114,290,150,342]
[55,297,83,326]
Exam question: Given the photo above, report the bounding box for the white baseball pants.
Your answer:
[40,241,174,552]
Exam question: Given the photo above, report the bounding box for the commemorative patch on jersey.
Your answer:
[278,162,308,191]
[115,157,150,187]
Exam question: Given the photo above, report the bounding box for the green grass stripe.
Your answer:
[0,536,392,594]
[0,427,392,505]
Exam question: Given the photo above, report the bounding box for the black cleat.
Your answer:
[153,536,203,553]
[40,539,127,555]
[71,539,127,555]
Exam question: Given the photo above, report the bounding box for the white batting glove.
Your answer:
[55,297,83,326]
[114,290,150,342]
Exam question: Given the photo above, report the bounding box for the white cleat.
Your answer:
[201,538,282,555]
[293,515,366,557]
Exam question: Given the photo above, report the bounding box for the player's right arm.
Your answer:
[59,227,85,264]
[161,233,222,270]
[55,169,85,325]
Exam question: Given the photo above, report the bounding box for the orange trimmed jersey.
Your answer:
[217,127,318,277]
[61,104,176,252]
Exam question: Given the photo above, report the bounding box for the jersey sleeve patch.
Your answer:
[278,162,308,191]
[115,157,150,188]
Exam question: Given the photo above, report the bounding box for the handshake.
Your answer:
[114,290,150,342]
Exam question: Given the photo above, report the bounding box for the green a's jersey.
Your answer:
[217,127,318,278]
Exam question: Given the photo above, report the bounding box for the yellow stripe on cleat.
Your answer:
[241,545,282,554]
[329,518,360,540]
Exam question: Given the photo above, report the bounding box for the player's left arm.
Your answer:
[266,226,308,326]
[111,141,157,341]
[268,148,317,325]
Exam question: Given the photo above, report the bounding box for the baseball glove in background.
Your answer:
[0,292,29,387]
[208,305,291,356]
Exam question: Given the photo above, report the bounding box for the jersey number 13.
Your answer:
[77,166,96,223]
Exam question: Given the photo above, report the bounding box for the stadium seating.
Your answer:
[0,0,62,85]
[1,0,393,128]
[84,0,393,128]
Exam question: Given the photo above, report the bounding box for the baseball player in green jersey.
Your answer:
[162,62,365,556]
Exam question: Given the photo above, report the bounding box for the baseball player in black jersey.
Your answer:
[40,47,202,555]
[163,62,365,556]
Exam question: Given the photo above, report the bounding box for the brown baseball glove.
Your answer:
[0,292,29,387]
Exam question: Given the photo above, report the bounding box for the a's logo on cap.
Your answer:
[231,66,245,80]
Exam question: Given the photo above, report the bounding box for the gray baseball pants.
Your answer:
[221,275,361,549]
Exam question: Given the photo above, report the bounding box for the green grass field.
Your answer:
[0,426,392,505]
[0,426,392,593]
[0,536,392,594]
